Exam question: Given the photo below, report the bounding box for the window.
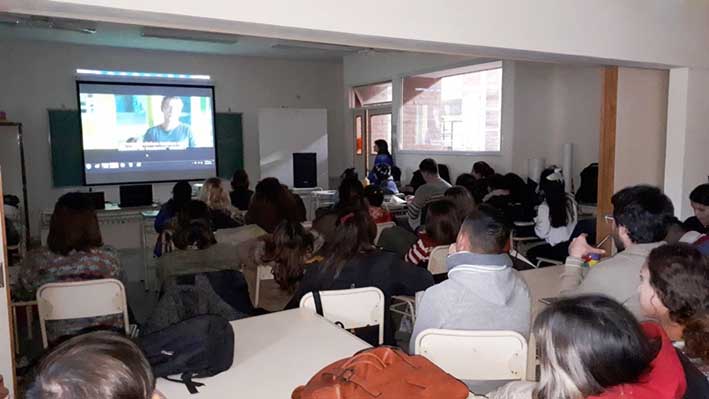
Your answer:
[352,82,392,107]
[400,63,502,152]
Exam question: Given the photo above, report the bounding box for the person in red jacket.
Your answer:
[488,295,686,399]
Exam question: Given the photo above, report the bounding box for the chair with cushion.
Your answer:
[414,329,527,382]
[300,287,385,345]
[36,279,129,348]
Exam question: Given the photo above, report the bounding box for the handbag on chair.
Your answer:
[291,346,469,399]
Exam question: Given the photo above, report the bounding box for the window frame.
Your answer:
[351,80,394,108]
[397,61,504,155]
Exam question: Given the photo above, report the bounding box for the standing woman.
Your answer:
[368,139,394,186]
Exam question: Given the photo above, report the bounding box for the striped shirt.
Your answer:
[405,233,438,266]
[407,177,451,229]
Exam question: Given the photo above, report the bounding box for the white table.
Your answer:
[156,308,370,398]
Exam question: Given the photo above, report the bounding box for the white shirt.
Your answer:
[534,195,578,246]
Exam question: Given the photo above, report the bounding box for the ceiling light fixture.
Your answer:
[141,27,238,45]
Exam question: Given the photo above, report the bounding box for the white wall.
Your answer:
[512,62,602,189]
[665,68,709,219]
[0,171,15,397]
[9,0,709,68]
[614,67,668,191]
[0,39,344,235]
[342,52,601,185]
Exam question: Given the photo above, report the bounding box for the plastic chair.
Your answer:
[414,329,527,381]
[253,264,273,307]
[36,279,130,348]
[300,287,385,345]
[427,245,451,275]
[374,221,396,244]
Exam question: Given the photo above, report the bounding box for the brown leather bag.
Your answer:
[291,346,470,399]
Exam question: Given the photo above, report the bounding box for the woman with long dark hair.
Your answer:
[489,295,686,399]
[261,220,323,292]
[367,139,394,186]
[286,207,434,345]
[527,168,578,263]
[246,177,304,233]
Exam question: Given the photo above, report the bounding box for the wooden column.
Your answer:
[596,66,618,253]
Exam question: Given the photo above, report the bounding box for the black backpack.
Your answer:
[138,315,234,394]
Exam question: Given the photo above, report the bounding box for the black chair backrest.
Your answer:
[676,348,709,399]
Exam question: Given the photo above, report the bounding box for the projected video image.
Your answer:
[81,93,214,150]
[78,82,217,185]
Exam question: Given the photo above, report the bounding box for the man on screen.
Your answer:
[142,96,196,147]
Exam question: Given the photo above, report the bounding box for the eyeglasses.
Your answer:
[603,214,615,224]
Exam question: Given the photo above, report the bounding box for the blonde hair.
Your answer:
[200,177,231,211]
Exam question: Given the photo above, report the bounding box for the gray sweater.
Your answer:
[409,252,532,353]
[407,177,451,229]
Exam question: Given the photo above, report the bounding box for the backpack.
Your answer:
[138,315,234,394]
[291,346,469,399]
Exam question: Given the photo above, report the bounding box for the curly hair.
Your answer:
[647,243,709,361]
[262,221,315,291]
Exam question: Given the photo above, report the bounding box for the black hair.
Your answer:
[374,139,390,156]
[504,173,530,205]
[231,169,250,190]
[172,181,192,206]
[425,200,461,245]
[486,174,510,191]
[458,204,511,254]
[337,177,365,209]
[363,185,385,207]
[472,161,495,179]
[611,185,674,243]
[445,186,475,220]
[534,295,657,399]
[540,177,574,228]
[27,331,155,399]
[455,173,477,197]
[320,208,376,278]
[418,158,438,175]
[690,183,709,206]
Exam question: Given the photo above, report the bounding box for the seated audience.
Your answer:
[445,185,476,221]
[21,192,122,295]
[639,243,709,377]
[560,185,674,318]
[246,177,302,233]
[26,331,160,399]
[489,295,686,399]
[364,185,393,224]
[260,220,324,292]
[367,139,394,186]
[336,176,366,210]
[684,183,709,234]
[286,208,434,345]
[527,169,578,263]
[373,163,399,194]
[405,200,461,266]
[407,158,451,229]
[471,161,495,180]
[172,200,217,250]
[505,172,535,222]
[230,169,253,211]
[154,180,191,233]
[665,217,709,255]
[410,205,531,353]
[454,173,477,198]
[200,177,241,229]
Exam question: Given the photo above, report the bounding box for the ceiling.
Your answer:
[0,13,377,62]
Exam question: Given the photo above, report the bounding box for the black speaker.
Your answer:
[119,184,153,208]
[293,153,317,188]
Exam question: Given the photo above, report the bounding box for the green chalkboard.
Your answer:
[48,110,243,186]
